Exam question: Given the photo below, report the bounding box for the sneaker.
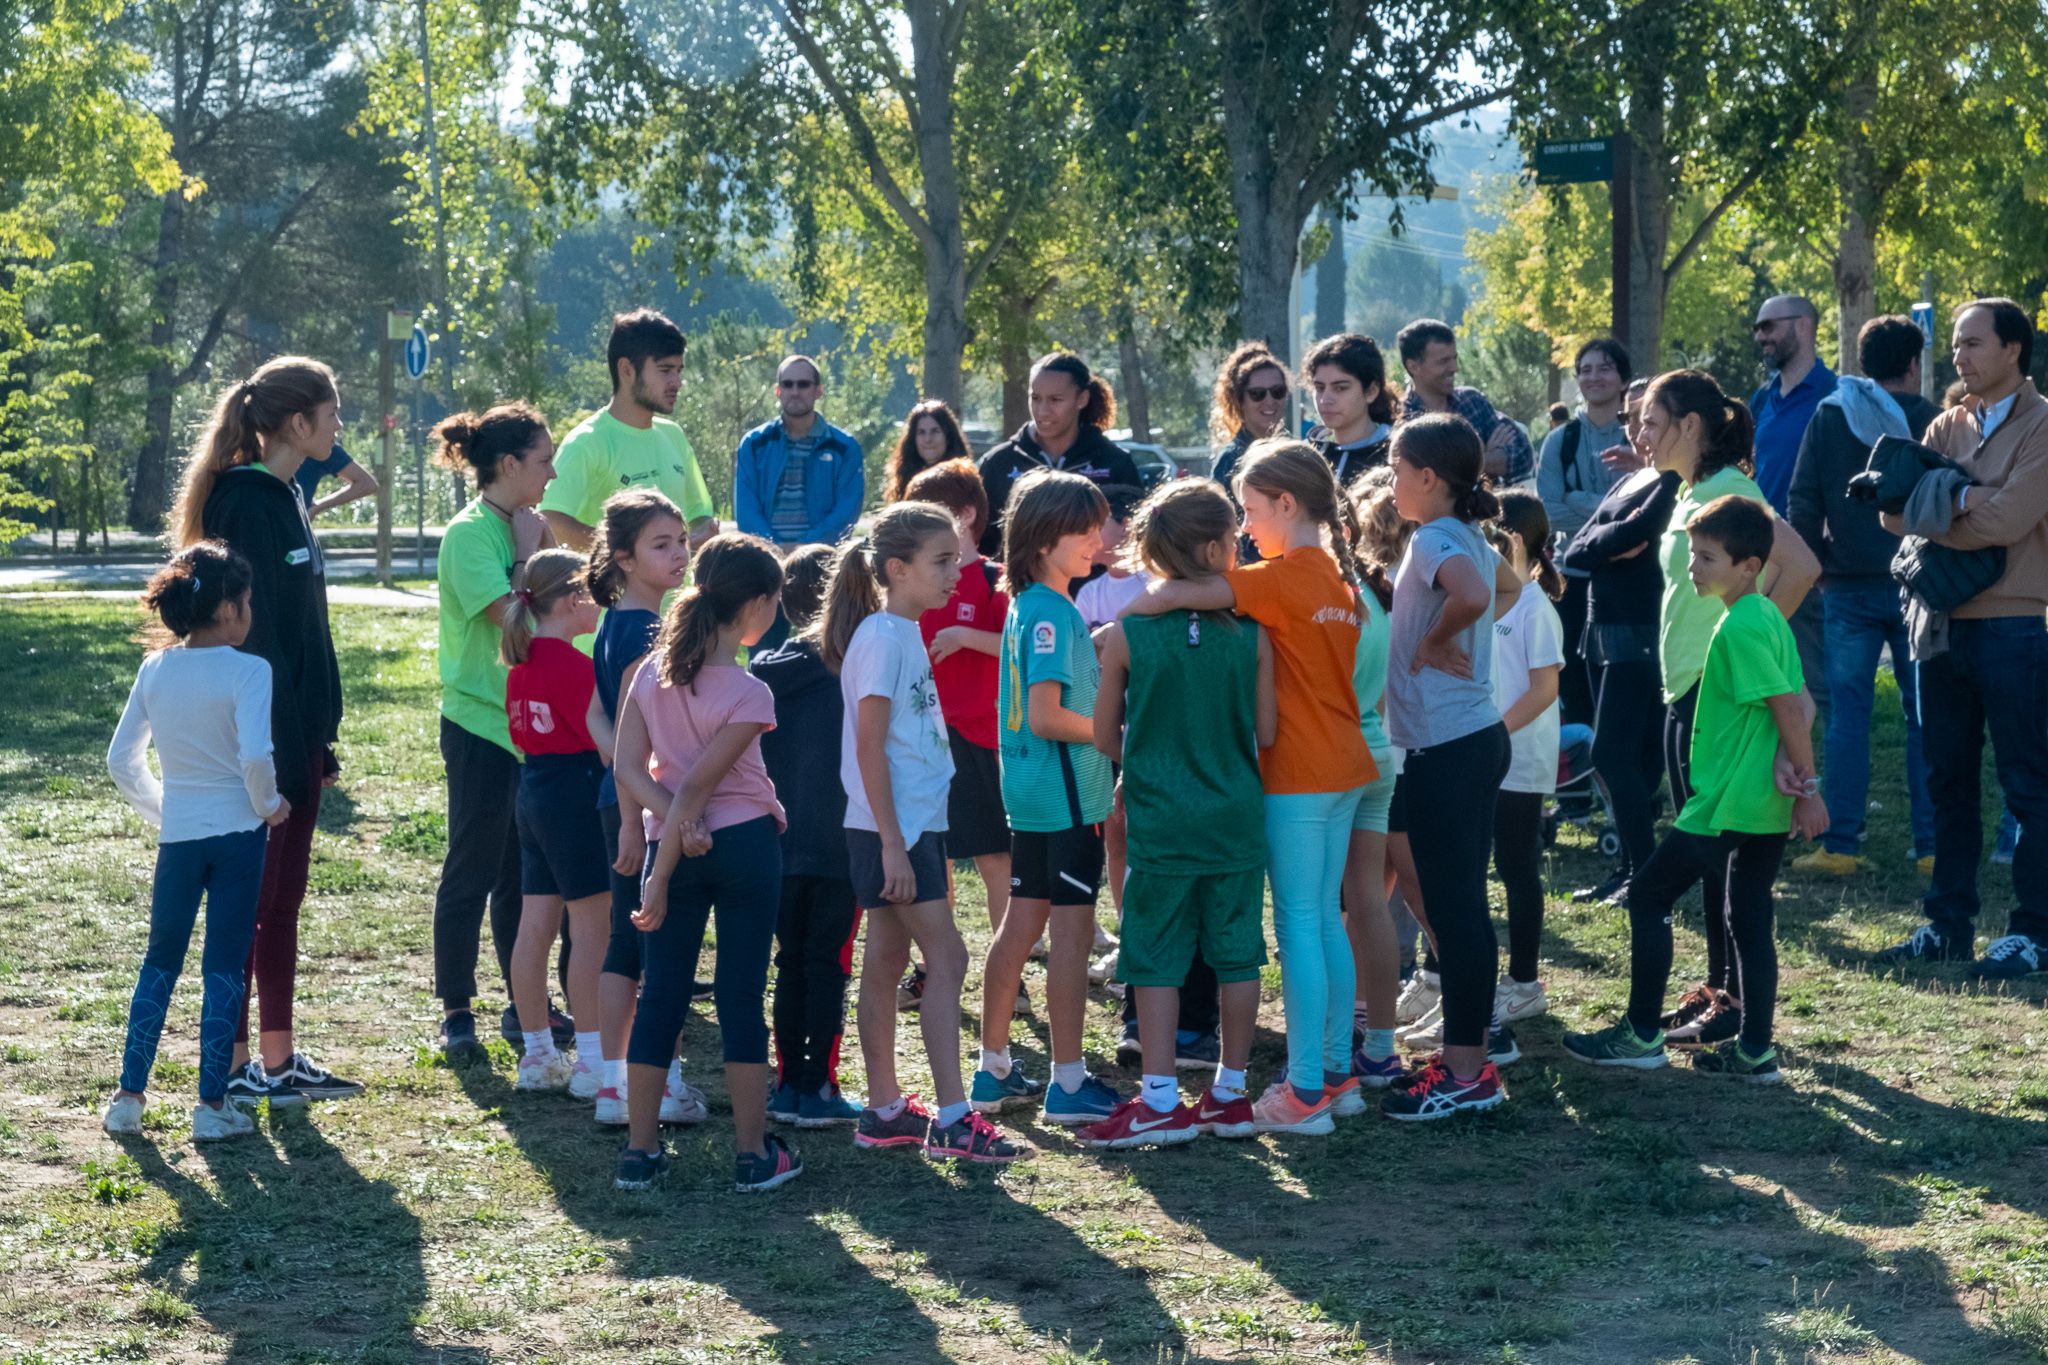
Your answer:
[1094,923,1119,952]
[593,1085,628,1126]
[897,965,927,1013]
[1395,969,1441,1025]
[798,1089,863,1128]
[192,1102,256,1141]
[1668,997,1741,1048]
[499,1005,521,1046]
[1486,1021,1522,1067]
[1043,1075,1122,1126]
[1398,1002,1444,1051]
[1173,1031,1221,1070]
[568,1058,603,1101]
[270,1052,364,1101]
[1076,1099,1200,1150]
[614,1145,668,1190]
[855,1096,933,1150]
[1995,813,2020,866]
[1689,1040,1785,1085]
[660,1081,708,1125]
[735,1133,803,1193]
[1250,1082,1335,1135]
[1874,923,1972,964]
[1087,949,1119,986]
[102,1094,144,1135]
[1014,984,1031,1018]
[516,1051,575,1091]
[224,1060,305,1110]
[1350,1050,1407,1090]
[548,1005,575,1048]
[1326,1076,1367,1118]
[440,1009,482,1059]
[766,1081,802,1124]
[1571,869,1629,904]
[1115,1019,1142,1067]
[1561,1020,1667,1069]
[969,1065,1046,1114]
[1973,933,2046,981]
[1792,848,1861,877]
[1495,978,1549,1023]
[927,1110,1030,1162]
[1030,935,1049,961]
[1380,1060,1506,1121]
[1193,1090,1256,1139]
[1658,984,1717,1033]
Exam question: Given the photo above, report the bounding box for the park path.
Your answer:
[0,584,437,610]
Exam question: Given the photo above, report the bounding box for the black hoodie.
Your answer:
[976,423,1142,557]
[202,465,343,802]
[747,638,850,881]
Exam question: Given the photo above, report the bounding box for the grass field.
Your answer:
[2,597,2046,1365]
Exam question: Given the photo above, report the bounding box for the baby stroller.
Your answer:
[1544,722,1624,860]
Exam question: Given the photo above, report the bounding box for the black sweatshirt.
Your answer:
[201,465,343,801]
[1788,392,1939,589]
[1561,468,1681,628]
[976,424,1142,557]
[747,638,850,881]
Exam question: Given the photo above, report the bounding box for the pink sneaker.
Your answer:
[1250,1081,1335,1135]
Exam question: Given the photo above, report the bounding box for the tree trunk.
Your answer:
[128,187,185,534]
[1315,201,1347,340]
[1219,67,1305,362]
[1832,63,1880,374]
[1115,309,1151,443]
[1624,70,1672,370]
[908,2,969,411]
[998,298,1032,435]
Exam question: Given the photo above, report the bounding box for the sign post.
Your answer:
[1913,287,1937,402]
[1533,135,1633,358]
[405,326,430,576]
[379,308,410,589]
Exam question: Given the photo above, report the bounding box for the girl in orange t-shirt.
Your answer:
[1125,439,1374,1136]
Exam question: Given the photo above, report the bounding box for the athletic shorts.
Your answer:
[1353,746,1401,834]
[515,752,610,901]
[944,728,1010,859]
[598,801,643,979]
[1009,823,1106,907]
[847,828,950,910]
[1117,866,1267,986]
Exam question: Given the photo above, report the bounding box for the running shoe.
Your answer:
[660,1080,708,1125]
[1689,1040,1785,1085]
[1658,984,1718,1033]
[1874,923,1972,965]
[927,1110,1030,1162]
[439,1008,481,1059]
[1561,1020,1667,1069]
[1668,998,1740,1049]
[268,1052,364,1101]
[766,1080,801,1124]
[102,1094,144,1136]
[1350,1049,1407,1090]
[1250,1082,1335,1135]
[1973,933,2046,981]
[1380,1060,1505,1121]
[1791,848,1861,877]
[1486,1020,1522,1067]
[1326,1075,1367,1118]
[1395,969,1441,1025]
[1094,922,1120,952]
[1193,1090,1256,1139]
[1014,983,1031,1018]
[516,1051,575,1091]
[614,1145,668,1190]
[192,1102,255,1142]
[969,1065,1045,1114]
[1494,978,1548,1023]
[1571,869,1629,904]
[567,1058,603,1101]
[855,1096,934,1150]
[1115,1019,1142,1067]
[798,1089,863,1128]
[897,965,927,1012]
[1088,949,1120,986]
[593,1085,628,1126]
[1076,1099,1200,1150]
[549,1005,575,1047]
[1398,1002,1444,1051]
[1043,1075,1122,1126]
[224,1060,304,1110]
[1173,1031,1221,1070]
[736,1134,803,1193]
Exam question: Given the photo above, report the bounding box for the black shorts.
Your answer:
[1010,824,1106,907]
[598,801,643,979]
[945,728,1010,859]
[1388,770,1410,836]
[515,752,611,901]
[847,828,950,910]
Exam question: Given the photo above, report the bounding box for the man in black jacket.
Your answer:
[1786,315,1940,878]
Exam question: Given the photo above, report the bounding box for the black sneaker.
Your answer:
[224,1059,306,1110]
[440,1009,481,1059]
[549,1005,575,1047]
[614,1145,669,1190]
[1115,1018,1142,1067]
[693,978,716,1000]
[1658,984,1719,1033]
[270,1051,364,1101]
[1668,998,1741,1049]
[735,1133,804,1193]
[1572,869,1629,905]
[1874,924,1972,965]
[897,966,926,1013]
[1173,1031,1221,1070]
[1486,1020,1521,1067]
[1973,933,2046,980]
[1689,1040,1784,1085]
[499,1004,521,1046]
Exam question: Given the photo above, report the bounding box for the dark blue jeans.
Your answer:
[1917,616,2048,940]
[120,825,268,1102]
[1821,585,1935,856]
[628,816,781,1068]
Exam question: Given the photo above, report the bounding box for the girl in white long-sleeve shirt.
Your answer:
[103,542,290,1142]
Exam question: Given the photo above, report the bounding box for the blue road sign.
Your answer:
[1911,302,1935,350]
[405,325,430,380]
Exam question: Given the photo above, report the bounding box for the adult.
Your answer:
[1750,295,1838,730]
[541,309,717,555]
[169,356,358,1106]
[1787,316,1939,878]
[977,352,1140,557]
[1209,341,1293,497]
[1536,338,1632,728]
[1547,402,1571,432]
[431,403,560,1056]
[1877,299,2048,978]
[1303,332,1397,485]
[1640,369,1819,1044]
[1395,318,1535,485]
[734,354,866,549]
[884,399,972,503]
[294,441,380,519]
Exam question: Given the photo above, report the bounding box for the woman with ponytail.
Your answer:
[975,352,1142,556]
[172,358,357,1108]
[1637,370,1819,1046]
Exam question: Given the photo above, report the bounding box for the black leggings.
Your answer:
[1403,723,1511,1050]
[1663,686,1733,991]
[1625,829,1787,1052]
[1494,790,1546,985]
[773,875,860,1094]
[1593,659,1665,877]
[629,817,781,1068]
[433,718,522,1009]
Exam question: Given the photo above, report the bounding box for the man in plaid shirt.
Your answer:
[1396,318,1536,485]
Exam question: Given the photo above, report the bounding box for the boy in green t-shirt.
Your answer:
[1566,495,1827,1084]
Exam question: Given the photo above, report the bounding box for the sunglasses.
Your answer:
[1244,383,1288,402]
[778,377,817,390]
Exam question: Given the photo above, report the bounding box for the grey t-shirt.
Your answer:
[1536,411,1628,539]
[1386,516,1504,750]
[770,433,818,542]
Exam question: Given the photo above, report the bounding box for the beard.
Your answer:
[632,375,676,415]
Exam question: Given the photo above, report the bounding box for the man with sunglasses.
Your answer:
[735,355,866,550]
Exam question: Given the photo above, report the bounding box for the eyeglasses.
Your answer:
[1244,384,1287,402]
[778,377,817,390]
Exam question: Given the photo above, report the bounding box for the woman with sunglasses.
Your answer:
[1210,343,1294,500]
[734,354,867,551]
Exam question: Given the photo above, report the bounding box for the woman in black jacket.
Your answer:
[170,356,358,1106]
[975,353,1140,556]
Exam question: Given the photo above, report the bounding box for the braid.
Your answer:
[1323,509,1363,594]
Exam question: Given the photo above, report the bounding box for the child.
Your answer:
[1074,483,1147,971]
[1128,441,1376,1135]
[827,502,1025,1162]
[1564,496,1826,1082]
[612,534,800,1193]
[583,490,705,1126]
[1487,491,1566,1042]
[973,470,1123,1127]
[751,544,864,1128]
[104,543,291,1140]
[502,549,614,1093]
[1382,414,1516,1120]
[1079,481,1276,1147]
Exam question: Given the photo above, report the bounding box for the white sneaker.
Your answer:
[1093,923,1120,953]
[1088,949,1119,986]
[1495,978,1549,1023]
[567,1058,603,1100]
[1395,970,1441,1025]
[103,1093,144,1135]
[593,1085,629,1126]
[1398,1001,1444,1051]
[192,1103,255,1141]
[516,1051,574,1091]
[660,1080,708,1125]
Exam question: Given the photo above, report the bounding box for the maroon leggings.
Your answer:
[235,748,322,1044]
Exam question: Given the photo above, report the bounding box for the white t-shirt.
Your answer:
[106,646,283,842]
[839,611,955,844]
[1075,570,1153,629]
[1493,579,1565,794]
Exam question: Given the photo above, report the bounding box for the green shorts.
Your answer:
[1116,866,1268,987]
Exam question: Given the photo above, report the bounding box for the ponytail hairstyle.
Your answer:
[652,533,783,692]
[1301,332,1398,426]
[1209,342,1287,444]
[779,543,836,635]
[999,468,1110,597]
[434,402,550,489]
[817,502,960,672]
[584,488,685,609]
[171,357,337,549]
[1126,479,1239,583]
[1233,438,1366,593]
[1347,465,1409,612]
[1389,413,1500,524]
[1031,352,1116,430]
[499,548,586,666]
[141,539,253,649]
[1643,369,1755,483]
[1492,490,1563,601]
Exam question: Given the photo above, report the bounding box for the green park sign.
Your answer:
[1534,137,1615,185]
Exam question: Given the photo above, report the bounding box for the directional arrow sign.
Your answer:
[405,325,430,381]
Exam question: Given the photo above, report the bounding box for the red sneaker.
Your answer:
[1077,1098,1201,1150]
[1193,1089,1256,1139]
[1379,1060,1505,1122]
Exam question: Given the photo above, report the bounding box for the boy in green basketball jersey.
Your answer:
[1079,481,1278,1148]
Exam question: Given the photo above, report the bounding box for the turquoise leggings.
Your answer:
[1265,787,1366,1092]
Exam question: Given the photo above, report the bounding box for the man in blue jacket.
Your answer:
[735,355,865,549]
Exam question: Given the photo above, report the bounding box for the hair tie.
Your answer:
[514,587,534,608]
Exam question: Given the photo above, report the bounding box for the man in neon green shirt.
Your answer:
[540,309,718,553]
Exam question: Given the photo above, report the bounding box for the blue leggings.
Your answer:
[1265,788,1365,1091]
[628,816,781,1068]
[120,826,268,1102]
